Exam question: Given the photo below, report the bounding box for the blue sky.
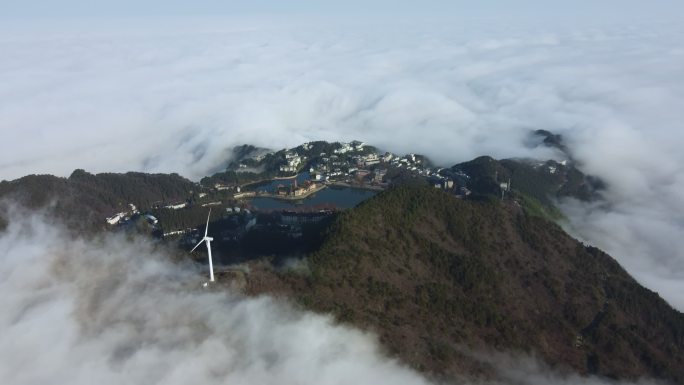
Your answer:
[2,0,682,19]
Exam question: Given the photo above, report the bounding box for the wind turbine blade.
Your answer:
[190,239,204,253]
[204,208,211,238]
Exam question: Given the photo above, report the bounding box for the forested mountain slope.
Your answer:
[246,186,684,383]
[0,170,196,230]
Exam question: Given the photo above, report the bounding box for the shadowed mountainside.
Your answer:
[0,170,196,231]
[1,161,681,383]
[245,186,684,383]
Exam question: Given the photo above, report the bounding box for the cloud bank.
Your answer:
[6,17,676,181]
[0,17,683,311]
[0,208,667,384]
[0,208,433,385]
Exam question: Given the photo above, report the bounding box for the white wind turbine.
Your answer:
[191,209,215,284]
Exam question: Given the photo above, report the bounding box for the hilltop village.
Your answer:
[5,132,588,265]
[104,140,482,248]
[214,140,472,196]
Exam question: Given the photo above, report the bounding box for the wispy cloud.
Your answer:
[0,207,433,384]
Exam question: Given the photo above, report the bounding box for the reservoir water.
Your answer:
[247,185,377,210]
[246,172,312,193]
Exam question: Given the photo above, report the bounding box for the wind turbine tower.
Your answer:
[191,209,215,283]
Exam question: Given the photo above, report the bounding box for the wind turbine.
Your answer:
[191,209,215,284]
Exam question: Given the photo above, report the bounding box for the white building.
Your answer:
[364,153,380,166]
[106,212,126,225]
[163,229,187,237]
[334,143,353,154]
[145,214,159,225]
[202,201,222,207]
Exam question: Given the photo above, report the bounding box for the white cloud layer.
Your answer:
[0,208,665,384]
[0,208,432,385]
[0,16,683,313]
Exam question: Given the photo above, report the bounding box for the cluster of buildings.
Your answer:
[427,168,474,198]
[105,203,160,230]
[333,141,366,154]
[228,140,450,192]
[307,145,440,189]
[114,140,482,239]
[106,203,139,225]
[164,202,187,210]
[279,151,306,173]
[276,179,321,197]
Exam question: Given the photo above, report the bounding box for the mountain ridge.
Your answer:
[243,186,684,383]
[0,135,602,231]
[4,138,681,383]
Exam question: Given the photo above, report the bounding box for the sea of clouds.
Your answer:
[1,15,684,384]
[6,17,682,180]
[1,16,682,312]
[0,207,666,384]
